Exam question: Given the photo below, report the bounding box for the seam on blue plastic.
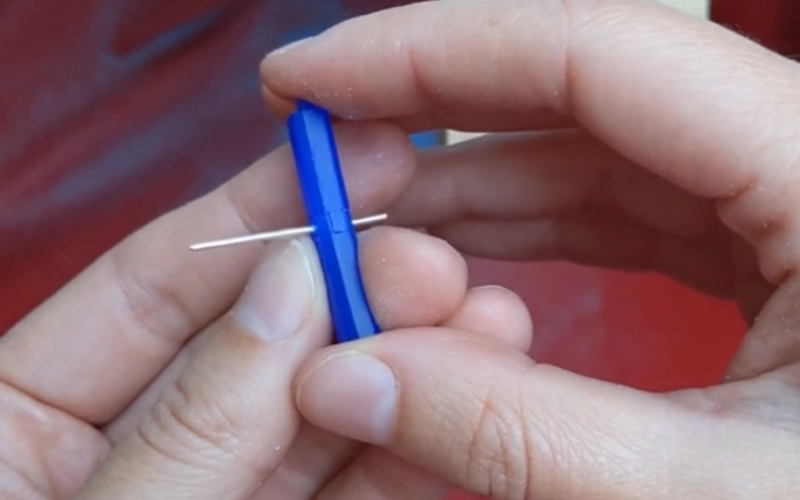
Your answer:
[286,100,381,343]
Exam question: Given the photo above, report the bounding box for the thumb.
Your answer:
[294,329,722,500]
[75,239,329,500]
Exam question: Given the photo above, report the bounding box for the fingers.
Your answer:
[358,227,467,329]
[306,286,532,500]
[83,228,476,500]
[261,0,800,281]
[264,0,800,378]
[314,447,451,500]
[293,330,799,499]
[74,238,327,500]
[253,236,528,500]
[389,131,718,239]
[104,226,468,443]
[0,381,109,499]
[0,121,416,424]
[250,422,360,500]
[261,0,583,132]
[384,130,734,296]
[434,216,734,298]
[439,285,533,351]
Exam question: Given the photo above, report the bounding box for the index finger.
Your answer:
[261,0,800,381]
[260,0,800,284]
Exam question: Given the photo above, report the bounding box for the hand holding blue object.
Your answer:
[190,100,383,343]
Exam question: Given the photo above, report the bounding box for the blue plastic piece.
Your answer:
[286,100,381,343]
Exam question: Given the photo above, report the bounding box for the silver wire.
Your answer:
[189,213,388,251]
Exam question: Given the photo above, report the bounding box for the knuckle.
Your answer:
[136,377,244,468]
[223,179,267,237]
[0,381,108,499]
[460,366,607,500]
[462,383,533,500]
[111,247,197,347]
[0,458,47,500]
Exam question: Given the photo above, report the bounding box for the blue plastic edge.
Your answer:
[286,100,381,343]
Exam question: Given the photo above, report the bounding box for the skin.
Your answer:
[0,121,527,499]
[1,0,798,499]
[260,0,800,498]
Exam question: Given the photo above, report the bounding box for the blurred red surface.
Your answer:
[0,2,794,500]
[711,0,800,58]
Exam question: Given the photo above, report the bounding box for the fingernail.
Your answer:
[268,37,312,57]
[233,238,319,339]
[297,352,398,445]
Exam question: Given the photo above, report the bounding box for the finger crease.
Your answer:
[223,179,270,237]
[111,249,197,349]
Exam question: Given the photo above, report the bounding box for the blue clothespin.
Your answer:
[190,100,384,343]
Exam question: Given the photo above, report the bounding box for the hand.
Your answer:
[260,0,800,498]
[0,121,533,499]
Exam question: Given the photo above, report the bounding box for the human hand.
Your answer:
[259,0,800,498]
[0,120,534,499]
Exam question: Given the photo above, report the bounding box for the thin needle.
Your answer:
[190,226,314,251]
[189,213,388,251]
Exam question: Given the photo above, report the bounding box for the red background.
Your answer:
[0,1,793,499]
